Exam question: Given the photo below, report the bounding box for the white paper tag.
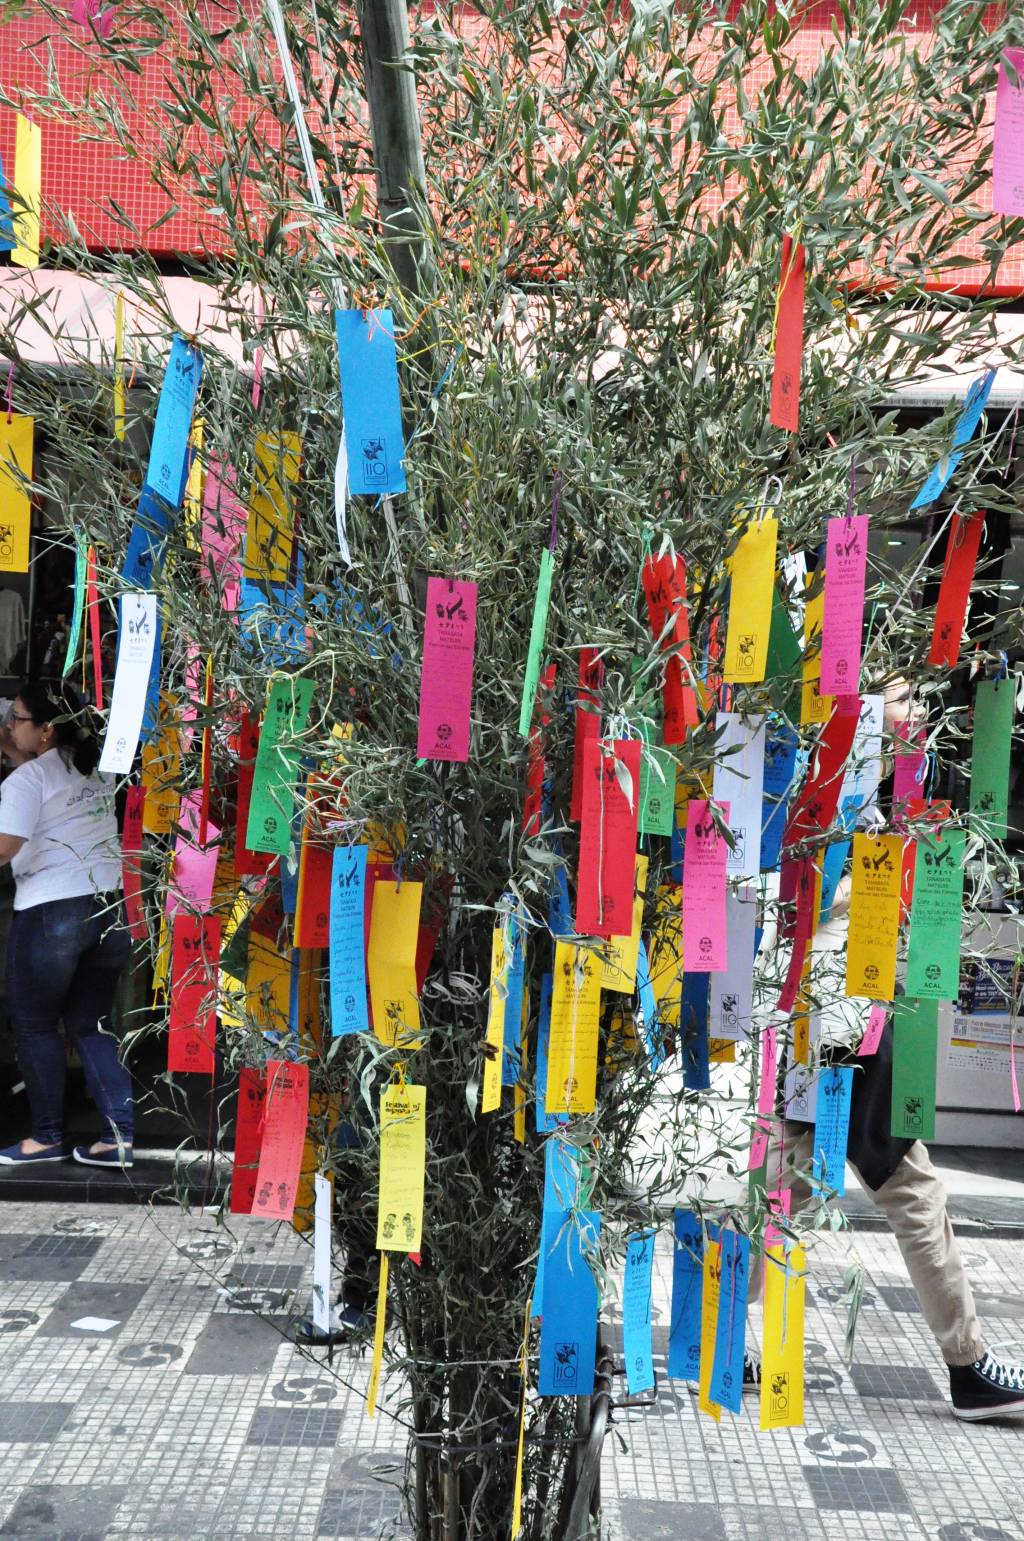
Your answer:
[99,592,158,774]
[334,433,352,567]
[312,1171,333,1333]
[709,885,758,1041]
[712,712,766,881]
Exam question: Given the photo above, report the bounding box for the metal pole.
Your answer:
[356,0,428,295]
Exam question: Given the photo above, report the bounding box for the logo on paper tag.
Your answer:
[553,1341,579,1387]
[770,1369,790,1418]
[735,633,756,675]
[903,1094,923,1131]
[361,436,389,483]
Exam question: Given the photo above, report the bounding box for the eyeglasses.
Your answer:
[9,712,34,725]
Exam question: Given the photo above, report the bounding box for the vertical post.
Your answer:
[357,0,428,295]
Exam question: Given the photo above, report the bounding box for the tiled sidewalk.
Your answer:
[0,1200,1021,1540]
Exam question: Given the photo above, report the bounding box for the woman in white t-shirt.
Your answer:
[0,681,133,1169]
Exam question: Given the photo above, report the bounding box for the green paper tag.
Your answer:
[970,678,1014,840]
[904,828,965,999]
[62,535,87,680]
[245,675,315,855]
[639,725,676,837]
[517,547,555,737]
[890,996,939,1142]
[765,586,802,717]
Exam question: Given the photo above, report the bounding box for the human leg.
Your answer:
[61,901,134,1146]
[852,1141,982,1367]
[3,902,84,1150]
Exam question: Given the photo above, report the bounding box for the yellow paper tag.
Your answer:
[511,1294,531,1538]
[12,115,41,272]
[377,1082,426,1252]
[602,854,649,993]
[367,881,423,1048]
[296,947,323,1057]
[0,415,33,574]
[698,1238,722,1422]
[152,908,171,1001]
[513,997,528,1145]
[545,941,602,1116]
[292,1090,339,1235]
[113,292,126,441]
[800,585,833,725]
[246,932,291,1032]
[244,430,302,585]
[183,417,204,552]
[366,1253,389,1418]
[708,1038,736,1063]
[141,693,182,835]
[482,927,508,1115]
[846,833,902,1000]
[723,515,778,684]
[648,885,683,1030]
[760,1244,806,1430]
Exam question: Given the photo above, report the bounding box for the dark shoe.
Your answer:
[743,1351,762,1394]
[72,1144,134,1171]
[950,1352,1024,1421]
[0,1140,69,1165]
[295,1302,371,1347]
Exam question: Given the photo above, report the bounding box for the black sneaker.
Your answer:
[743,1351,761,1394]
[949,1352,1024,1421]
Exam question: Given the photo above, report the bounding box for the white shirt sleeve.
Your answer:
[0,762,43,840]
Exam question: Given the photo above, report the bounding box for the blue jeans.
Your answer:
[6,895,134,1146]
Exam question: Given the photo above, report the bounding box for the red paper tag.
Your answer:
[570,648,604,822]
[198,659,213,847]
[249,880,285,943]
[929,509,985,668]
[523,662,557,838]
[643,553,698,744]
[294,828,332,949]
[168,914,220,1075]
[229,1067,267,1214]
[769,236,805,433]
[234,710,272,878]
[782,702,860,852]
[121,785,148,941]
[251,1059,309,1222]
[576,737,642,937]
[777,857,816,1012]
[899,798,951,922]
[86,545,104,710]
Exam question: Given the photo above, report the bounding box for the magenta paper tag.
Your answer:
[858,1003,888,1057]
[764,1186,792,1250]
[748,1118,772,1171]
[166,792,220,917]
[201,456,246,612]
[416,577,478,762]
[893,724,926,810]
[757,1025,778,1115]
[71,0,113,37]
[180,642,202,750]
[682,799,729,973]
[820,515,868,696]
[994,49,1024,216]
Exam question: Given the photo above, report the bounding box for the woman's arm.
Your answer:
[0,833,25,864]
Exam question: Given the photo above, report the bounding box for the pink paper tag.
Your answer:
[682,799,729,972]
[180,642,203,750]
[416,577,478,762]
[757,1025,778,1115]
[71,0,113,38]
[251,1060,309,1222]
[764,1186,792,1250]
[165,792,220,917]
[858,1003,888,1057]
[820,514,868,696]
[893,723,927,809]
[994,49,1024,217]
[748,1118,772,1171]
[1012,1027,1022,1114]
[201,456,246,613]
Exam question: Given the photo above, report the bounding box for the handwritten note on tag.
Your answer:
[546,942,601,1116]
[811,1066,854,1197]
[682,800,729,972]
[846,833,902,1000]
[329,845,368,1037]
[229,1068,266,1214]
[820,515,868,696]
[377,1083,426,1252]
[709,1229,750,1414]
[623,1231,656,1396]
[994,48,1024,215]
[417,578,477,762]
[905,828,965,999]
[251,1060,309,1222]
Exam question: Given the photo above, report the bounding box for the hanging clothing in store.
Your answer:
[0,588,26,675]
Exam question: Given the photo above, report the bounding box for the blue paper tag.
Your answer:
[145,335,202,510]
[709,1228,750,1414]
[682,972,710,1091]
[121,488,173,588]
[635,939,665,1071]
[0,153,14,251]
[335,309,407,496]
[538,1210,600,1397]
[534,1137,579,1307]
[548,860,573,939]
[140,609,163,744]
[501,913,526,1087]
[910,369,996,510]
[819,795,860,922]
[668,1208,705,1380]
[535,973,568,1134]
[760,721,799,871]
[329,845,369,1038]
[623,1230,656,1396]
[812,1065,854,1197]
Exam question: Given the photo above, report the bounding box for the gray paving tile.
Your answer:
[618,1499,726,1539]
[0,1482,125,1539]
[183,1312,293,1376]
[245,1406,343,1449]
[316,1482,403,1538]
[849,1363,943,1402]
[0,1404,75,1445]
[0,1234,104,1283]
[37,1282,148,1338]
[802,1465,912,1513]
